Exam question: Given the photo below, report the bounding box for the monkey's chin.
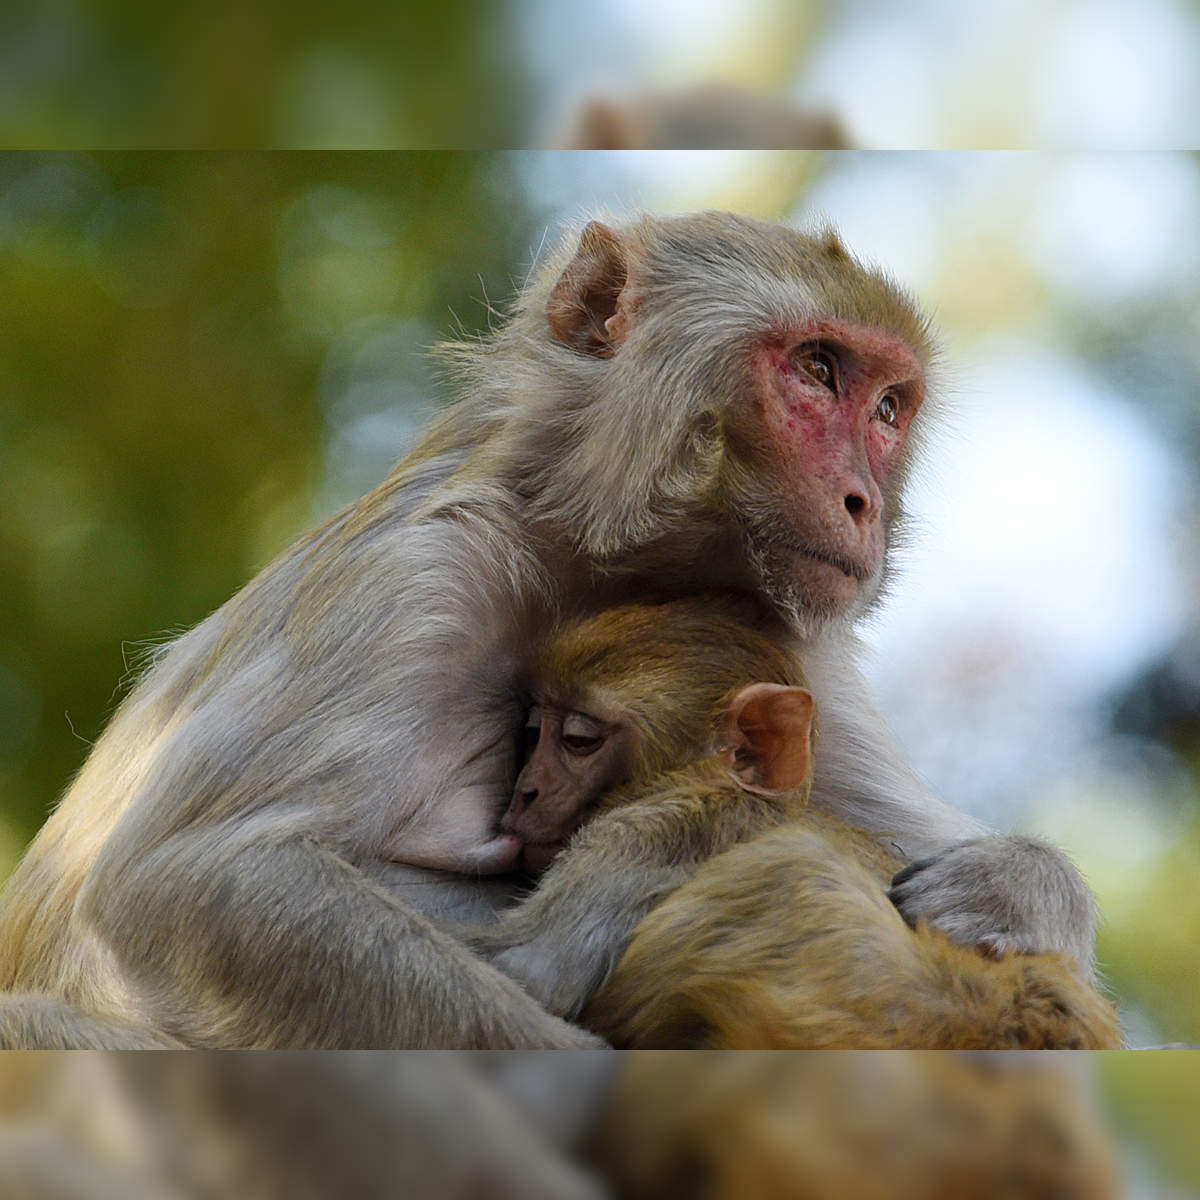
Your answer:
[770,551,864,627]
[744,526,867,628]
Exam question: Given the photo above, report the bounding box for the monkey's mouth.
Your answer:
[786,541,871,582]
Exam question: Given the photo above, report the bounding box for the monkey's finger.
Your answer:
[888,856,936,892]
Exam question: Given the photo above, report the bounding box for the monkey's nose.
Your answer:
[843,483,880,526]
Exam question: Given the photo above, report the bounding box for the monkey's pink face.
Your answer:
[748,317,924,615]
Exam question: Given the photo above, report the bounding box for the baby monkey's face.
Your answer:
[501,700,637,874]
[502,668,814,875]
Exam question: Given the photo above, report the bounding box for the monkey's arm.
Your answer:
[80,831,601,1048]
[469,779,783,1019]
[0,995,184,1049]
[804,632,1098,970]
[361,861,523,930]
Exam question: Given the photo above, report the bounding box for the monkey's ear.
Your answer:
[546,221,640,357]
[720,684,814,797]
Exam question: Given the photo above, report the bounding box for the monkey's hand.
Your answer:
[887,835,1097,972]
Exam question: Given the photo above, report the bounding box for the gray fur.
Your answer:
[0,994,183,1049]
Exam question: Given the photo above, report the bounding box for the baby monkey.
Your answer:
[470,595,815,1018]
[498,596,1120,1049]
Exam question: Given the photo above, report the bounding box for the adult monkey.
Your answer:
[0,213,1095,1048]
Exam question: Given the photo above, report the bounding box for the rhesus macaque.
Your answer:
[590,1053,1120,1200]
[0,212,1095,1048]
[504,595,815,879]
[486,599,1118,1047]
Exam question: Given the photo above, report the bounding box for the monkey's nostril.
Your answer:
[844,494,866,519]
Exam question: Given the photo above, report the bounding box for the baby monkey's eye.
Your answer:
[562,733,604,756]
[561,711,608,756]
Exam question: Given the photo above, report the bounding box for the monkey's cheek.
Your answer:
[521,841,565,875]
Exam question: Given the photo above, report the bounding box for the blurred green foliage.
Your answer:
[1100,1053,1200,1191]
[0,0,527,147]
[1099,811,1200,1046]
[0,151,536,867]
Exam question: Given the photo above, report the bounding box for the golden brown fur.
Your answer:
[585,822,1121,1049]
[529,594,804,783]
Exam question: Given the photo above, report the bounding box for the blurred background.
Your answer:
[2,150,1198,1056]
[0,0,1197,148]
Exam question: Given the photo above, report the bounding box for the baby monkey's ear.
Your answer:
[716,683,815,798]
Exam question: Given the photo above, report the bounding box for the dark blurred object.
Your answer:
[562,85,850,149]
[1110,634,1200,755]
[0,1052,613,1200]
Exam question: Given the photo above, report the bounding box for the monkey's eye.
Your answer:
[562,733,605,756]
[875,393,899,426]
[562,712,607,756]
[792,348,837,391]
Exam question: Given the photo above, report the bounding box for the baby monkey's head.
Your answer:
[504,596,815,873]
